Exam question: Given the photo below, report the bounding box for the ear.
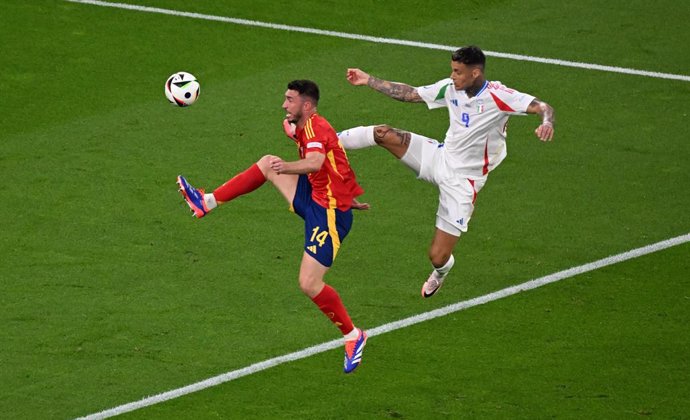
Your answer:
[472,67,482,79]
[303,100,314,112]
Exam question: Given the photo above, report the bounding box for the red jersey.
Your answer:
[295,114,363,211]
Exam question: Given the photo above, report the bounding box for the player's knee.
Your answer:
[429,248,452,268]
[256,155,272,170]
[255,155,275,179]
[298,274,321,297]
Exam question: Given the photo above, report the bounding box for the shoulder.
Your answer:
[311,114,336,133]
[486,81,516,93]
[305,114,336,142]
[419,78,453,92]
[486,81,533,99]
[311,113,331,127]
[485,81,535,112]
[418,78,453,103]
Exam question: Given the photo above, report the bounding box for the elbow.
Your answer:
[307,163,322,173]
[305,155,325,173]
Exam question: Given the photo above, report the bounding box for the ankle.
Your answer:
[344,327,360,341]
[204,193,218,210]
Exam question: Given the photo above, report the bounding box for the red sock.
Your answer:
[311,284,355,335]
[213,164,266,203]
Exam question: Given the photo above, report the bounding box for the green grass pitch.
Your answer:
[1,0,688,418]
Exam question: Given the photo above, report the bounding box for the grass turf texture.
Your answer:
[121,245,690,419]
[1,0,688,418]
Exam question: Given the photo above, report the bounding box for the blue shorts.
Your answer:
[292,174,353,267]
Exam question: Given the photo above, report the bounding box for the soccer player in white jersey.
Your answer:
[336,45,555,298]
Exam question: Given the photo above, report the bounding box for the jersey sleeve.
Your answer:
[488,82,536,115]
[303,121,327,154]
[304,140,326,154]
[417,78,453,110]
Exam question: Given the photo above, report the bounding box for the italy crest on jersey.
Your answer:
[476,99,485,114]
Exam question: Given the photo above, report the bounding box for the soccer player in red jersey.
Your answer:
[177,80,369,373]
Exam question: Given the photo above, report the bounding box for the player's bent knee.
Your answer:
[256,155,272,170]
[429,250,452,268]
[298,275,322,297]
[256,155,276,179]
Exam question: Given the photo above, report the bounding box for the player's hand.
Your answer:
[535,122,554,142]
[351,198,370,210]
[282,117,297,141]
[346,68,370,86]
[269,156,286,174]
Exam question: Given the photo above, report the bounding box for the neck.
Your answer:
[297,110,316,129]
[465,79,486,98]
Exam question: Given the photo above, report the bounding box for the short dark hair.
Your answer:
[287,79,320,105]
[451,46,486,69]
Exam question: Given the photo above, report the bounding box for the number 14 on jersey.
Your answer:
[310,227,329,247]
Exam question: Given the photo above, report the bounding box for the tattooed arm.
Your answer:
[526,98,555,142]
[346,68,423,103]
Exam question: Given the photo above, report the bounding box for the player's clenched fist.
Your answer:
[534,122,554,142]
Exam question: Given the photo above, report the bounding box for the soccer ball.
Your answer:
[165,72,200,107]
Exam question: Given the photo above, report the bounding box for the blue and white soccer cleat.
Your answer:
[177,175,210,218]
[343,328,367,373]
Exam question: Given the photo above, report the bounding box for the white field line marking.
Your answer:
[75,233,690,419]
[65,0,690,82]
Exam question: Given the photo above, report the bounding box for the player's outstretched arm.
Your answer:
[346,68,423,103]
[527,99,555,142]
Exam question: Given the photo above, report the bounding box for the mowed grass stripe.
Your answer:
[76,233,690,419]
[65,0,690,82]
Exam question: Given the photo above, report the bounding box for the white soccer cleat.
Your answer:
[421,270,447,298]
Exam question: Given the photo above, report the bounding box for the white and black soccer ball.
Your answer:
[165,72,200,107]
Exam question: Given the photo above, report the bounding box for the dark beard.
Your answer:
[287,113,300,124]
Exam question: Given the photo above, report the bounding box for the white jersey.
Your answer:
[417,79,535,178]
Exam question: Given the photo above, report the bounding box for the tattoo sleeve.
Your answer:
[367,76,423,102]
[528,99,555,125]
[375,126,412,146]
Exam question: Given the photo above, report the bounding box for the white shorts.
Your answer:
[401,134,486,236]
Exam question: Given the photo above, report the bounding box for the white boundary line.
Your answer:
[76,233,690,419]
[65,0,690,82]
